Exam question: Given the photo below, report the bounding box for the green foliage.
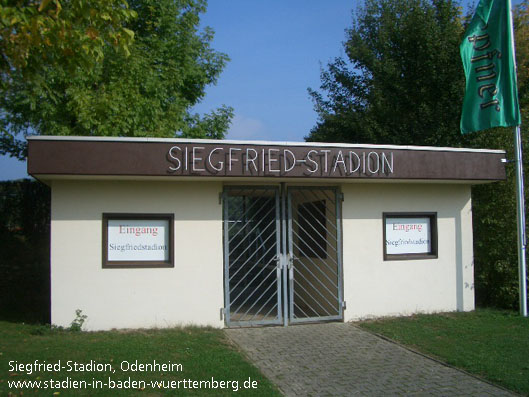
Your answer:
[0,0,137,75]
[468,1,529,309]
[308,0,467,147]
[469,128,528,309]
[0,179,50,239]
[359,310,529,395]
[308,0,529,310]
[69,309,87,332]
[0,179,50,324]
[0,321,281,396]
[1,0,233,159]
[29,310,87,335]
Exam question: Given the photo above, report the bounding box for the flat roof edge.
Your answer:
[29,173,505,184]
[25,135,506,154]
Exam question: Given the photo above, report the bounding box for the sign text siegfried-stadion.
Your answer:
[167,146,394,176]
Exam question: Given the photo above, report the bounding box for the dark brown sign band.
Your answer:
[27,139,506,181]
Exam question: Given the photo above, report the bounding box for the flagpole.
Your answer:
[509,0,528,317]
[514,125,528,317]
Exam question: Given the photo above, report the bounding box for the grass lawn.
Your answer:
[358,309,529,396]
[0,321,281,396]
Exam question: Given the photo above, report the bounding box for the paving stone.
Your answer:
[225,322,515,397]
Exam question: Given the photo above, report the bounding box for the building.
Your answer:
[27,136,506,330]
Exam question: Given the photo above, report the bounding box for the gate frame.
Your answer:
[222,184,344,327]
[223,185,283,327]
[287,186,344,324]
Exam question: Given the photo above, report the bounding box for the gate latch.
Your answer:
[275,255,281,278]
[287,254,294,269]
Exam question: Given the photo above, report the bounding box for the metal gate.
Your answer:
[223,185,342,327]
[223,186,283,326]
[287,186,343,324]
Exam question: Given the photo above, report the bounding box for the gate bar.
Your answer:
[281,182,289,327]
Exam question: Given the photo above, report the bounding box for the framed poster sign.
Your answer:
[383,212,437,260]
[102,213,174,268]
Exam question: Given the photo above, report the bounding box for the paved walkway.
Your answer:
[225,322,515,397]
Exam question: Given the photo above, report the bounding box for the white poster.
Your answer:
[107,219,169,261]
[385,217,431,255]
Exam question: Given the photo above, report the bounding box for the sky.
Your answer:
[193,0,355,142]
[0,0,519,180]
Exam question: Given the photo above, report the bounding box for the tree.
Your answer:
[470,0,529,309]
[308,0,529,310]
[1,0,233,159]
[0,0,137,81]
[0,179,50,323]
[307,0,467,147]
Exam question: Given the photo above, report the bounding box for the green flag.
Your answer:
[460,0,521,134]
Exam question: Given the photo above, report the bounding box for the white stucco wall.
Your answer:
[51,180,224,331]
[341,183,474,320]
[50,179,475,330]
